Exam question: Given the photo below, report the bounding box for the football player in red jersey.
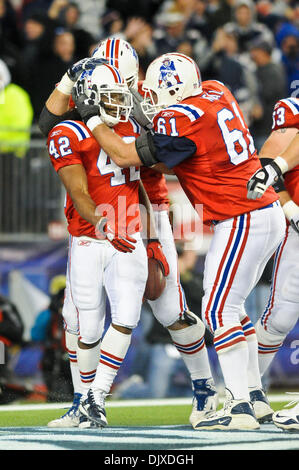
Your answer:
[72,52,287,430]
[92,39,218,427]
[40,44,217,429]
[247,100,299,200]
[250,97,299,432]
[46,63,152,429]
[43,40,219,429]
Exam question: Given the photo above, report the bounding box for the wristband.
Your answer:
[274,156,289,175]
[282,200,299,221]
[56,73,74,95]
[86,115,104,131]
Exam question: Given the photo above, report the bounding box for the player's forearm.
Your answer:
[259,128,298,160]
[90,123,142,167]
[46,88,71,116]
[69,189,102,227]
[278,190,299,231]
[279,132,299,172]
[278,190,292,207]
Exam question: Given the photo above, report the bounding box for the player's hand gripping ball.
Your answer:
[144,239,169,300]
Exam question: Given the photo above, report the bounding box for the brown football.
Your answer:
[144,258,166,301]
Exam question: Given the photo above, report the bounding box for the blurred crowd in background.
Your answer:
[0,0,298,149]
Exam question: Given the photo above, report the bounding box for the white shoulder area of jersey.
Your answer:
[277,97,299,115]
[50,120,92,141]
[161,103,205,123]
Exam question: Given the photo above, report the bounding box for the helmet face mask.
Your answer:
[141,53,202,122]
[141,89,162,123]
[125,74,138,90]
[92,38,139,91]
[98,86,132,126]
[83,64,133,127]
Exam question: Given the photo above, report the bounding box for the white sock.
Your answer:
[214,324,250,400]
[77,341,101,397]
[65,331,83,396]
[240,316,262,390]
[168,321,213,381]
[91,325,131,394]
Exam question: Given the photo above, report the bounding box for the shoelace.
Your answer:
[90,390,108,409]
[61,393,82,417]
[62,404,79,417]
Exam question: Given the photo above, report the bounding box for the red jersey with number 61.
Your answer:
[152,80,277,225]
[272,97,299,206]
[47,119,141,238]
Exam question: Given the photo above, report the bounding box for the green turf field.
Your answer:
[0,397,298,450]
[0,399,290,427]
[0,404,191,427]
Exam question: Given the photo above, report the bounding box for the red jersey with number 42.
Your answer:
[48,119,141,238]
[272,97,299,206]
[152,80,277,225]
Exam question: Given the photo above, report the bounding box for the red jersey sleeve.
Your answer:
[47,121,84,172]
[153,104,201,138]
[272,98,299,131]
[151,105,200,168]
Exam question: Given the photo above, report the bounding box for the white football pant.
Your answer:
[203,202,286,333]
[256,223,299,363]
[62,233,148,344]
[148,210,187,326]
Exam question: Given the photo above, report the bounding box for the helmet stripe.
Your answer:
[167,52,193,63]
[105,38,111,60]
[114,38,120,68]
[110,38,115,66]
[103,63,122,83]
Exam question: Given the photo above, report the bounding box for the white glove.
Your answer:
[247,156,289,200]
[57,57,107,95]
[283,200,299,235]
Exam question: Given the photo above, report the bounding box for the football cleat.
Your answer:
[250,388,274,423]
[78,414,100,429]
[273,396,299,433]
[79,389,108,428]
[189,378,219,429]
[194,389,260,431]
[47,393,82,428]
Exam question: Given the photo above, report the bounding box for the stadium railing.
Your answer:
[0,126,65,241]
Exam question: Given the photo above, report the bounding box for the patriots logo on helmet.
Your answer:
[158,58,183,89]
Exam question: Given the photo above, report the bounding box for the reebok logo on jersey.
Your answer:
[161,111,174,117]
[50,130,62,137]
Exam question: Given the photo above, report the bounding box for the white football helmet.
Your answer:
[92,38,139,90]
[82,63,133,127]
[141,53,202,121]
